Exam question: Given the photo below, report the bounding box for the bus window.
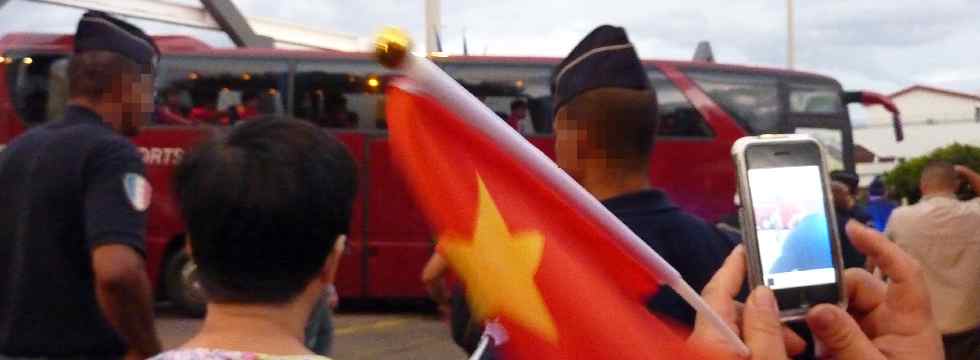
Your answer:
[441,63,552,134]
[4,54,70,126]
[650,70,713,138]
[684,70,781,134]
[293,60,390,130]
[795,127,845,171]
[790,84,843,114]
[154,57,289,126]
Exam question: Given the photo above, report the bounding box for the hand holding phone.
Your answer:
[732,134,846,321]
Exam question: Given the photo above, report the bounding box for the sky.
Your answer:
[1,0,978,95]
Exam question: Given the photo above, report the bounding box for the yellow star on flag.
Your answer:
[440,177,558,343]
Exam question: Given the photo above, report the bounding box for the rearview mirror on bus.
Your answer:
[843,91,904,142]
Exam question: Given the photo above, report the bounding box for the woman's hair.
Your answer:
[174,117,357,303]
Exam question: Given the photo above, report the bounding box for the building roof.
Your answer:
[890,85,980,102]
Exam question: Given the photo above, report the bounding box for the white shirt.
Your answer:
[885,194,980,334]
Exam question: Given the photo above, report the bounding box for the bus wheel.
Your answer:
[164,250,207,318]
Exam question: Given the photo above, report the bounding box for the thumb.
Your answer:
[806,304,883,360]
[742,287,788,359]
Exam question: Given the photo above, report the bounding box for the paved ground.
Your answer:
[157,305,467,359]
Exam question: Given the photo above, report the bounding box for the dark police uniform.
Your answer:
[552,25,734,327]
[0,11,157,358]
[603,190,734,325]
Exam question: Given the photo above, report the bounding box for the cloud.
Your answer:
[0,0,977,94]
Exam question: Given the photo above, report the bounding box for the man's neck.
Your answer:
[582,168,651,201]
[68,99,115,125]
[921,191,956,200]
[182,300,314,355]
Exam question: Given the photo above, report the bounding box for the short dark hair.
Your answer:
[174,117,357,304]
[68,50,140,101]
[558,87,658,163]
[510,99,527,111]
[830,170,860,195]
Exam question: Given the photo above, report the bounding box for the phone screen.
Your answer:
[748,165,836,290]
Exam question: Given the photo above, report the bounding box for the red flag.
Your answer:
[386,79,712,358]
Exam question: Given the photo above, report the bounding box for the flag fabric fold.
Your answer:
[385,73,712,358]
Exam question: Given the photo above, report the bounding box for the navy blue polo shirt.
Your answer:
[602,190,735,327]
[0,106,148,357]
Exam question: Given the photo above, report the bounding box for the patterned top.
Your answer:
[150,348,333,360]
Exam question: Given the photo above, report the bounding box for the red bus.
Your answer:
[0,33,899,314]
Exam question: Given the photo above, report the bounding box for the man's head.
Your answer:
[831,180,854,211]
[830,170,860,196]
[70,11,159,136]
[868,176,886,198]
[510,99,528,119]
[919,160,960,196]
[551,25,657,182]
[554,88,657,181]
[174,118,357,305]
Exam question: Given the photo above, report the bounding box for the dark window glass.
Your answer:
[154,57,289,127]
[649,70,713,138]
[441,62,552,134]
[4,53,70,125]
[293,60,389,130]
[685,70,781,134]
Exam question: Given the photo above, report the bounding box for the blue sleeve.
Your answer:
[84,137,147,255]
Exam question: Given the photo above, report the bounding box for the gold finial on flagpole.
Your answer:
[375,27,412,69]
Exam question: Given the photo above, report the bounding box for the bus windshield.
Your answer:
[684,68,850,170]
[684,69,781,134]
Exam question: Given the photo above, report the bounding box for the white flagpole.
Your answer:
[469,334,491,360]
[378,32,748,356]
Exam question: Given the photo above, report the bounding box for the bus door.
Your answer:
[1,51,70,139]
[783,80,853,173]
[647,67,750,221]
[293,59,433,298]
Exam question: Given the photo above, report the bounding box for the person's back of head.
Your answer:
[919,160,959,197]
[174,117,357,304]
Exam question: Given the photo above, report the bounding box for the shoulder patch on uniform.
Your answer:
[123,173,152,211]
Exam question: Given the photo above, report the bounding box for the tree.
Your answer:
[883,143,980,203]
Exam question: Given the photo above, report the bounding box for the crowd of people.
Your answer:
[0,11,975,360]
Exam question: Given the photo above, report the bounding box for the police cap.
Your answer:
[74,11,160,73]
[551,25,650,113]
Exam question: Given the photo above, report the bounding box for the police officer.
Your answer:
[551,25,734,326]
[0,11,162,360]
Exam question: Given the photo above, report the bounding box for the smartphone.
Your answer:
[732,134,846,321]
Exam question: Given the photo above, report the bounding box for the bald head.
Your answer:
[920,161,960,196]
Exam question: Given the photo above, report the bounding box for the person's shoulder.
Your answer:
[83,131,141,161]
[662,208,714,232]
[889,204,917,217]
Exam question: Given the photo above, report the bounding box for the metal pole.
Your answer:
[425,0,442,54]
[787,0,795,69]
[200,0,274,48]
